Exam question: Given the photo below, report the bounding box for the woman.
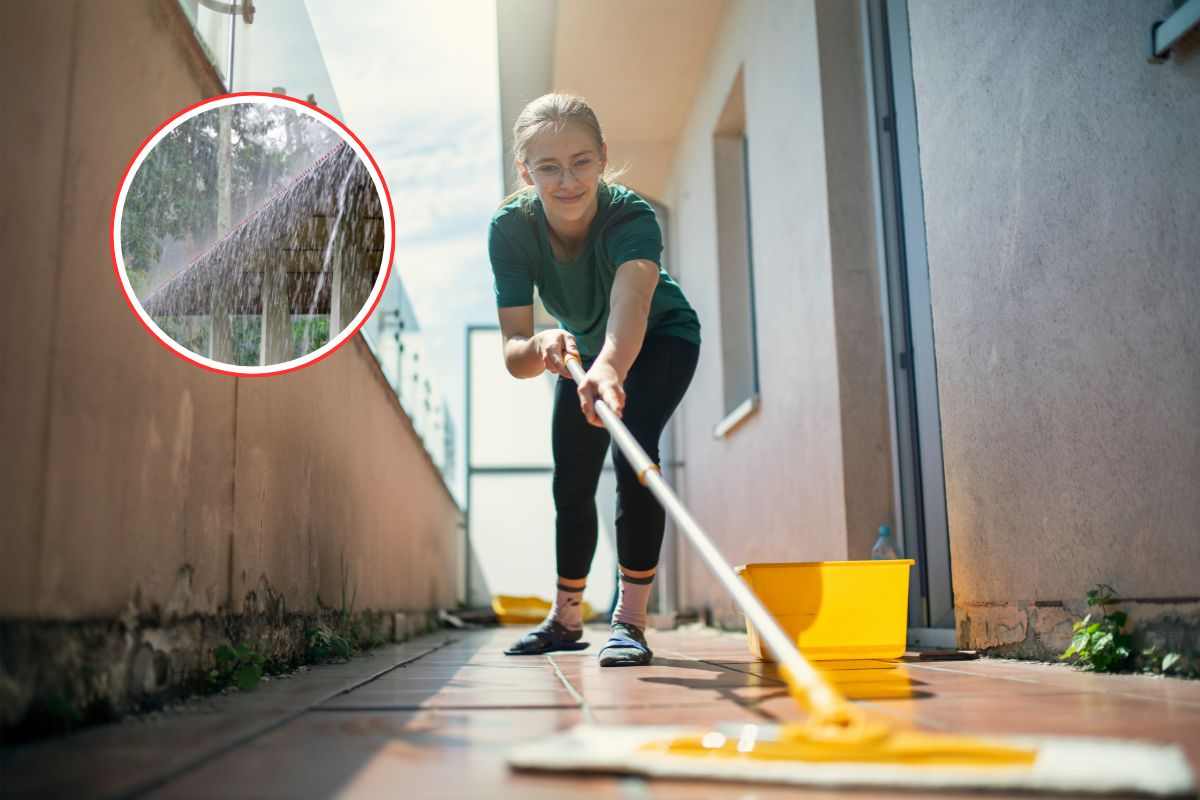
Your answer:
[488,94,701,667]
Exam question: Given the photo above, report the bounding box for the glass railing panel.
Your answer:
[176,0,235,87]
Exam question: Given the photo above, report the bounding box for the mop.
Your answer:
[506,354,1197,797]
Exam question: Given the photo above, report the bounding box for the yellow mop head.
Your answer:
[508,722,1195,795]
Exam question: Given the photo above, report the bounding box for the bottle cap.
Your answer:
[878,524,892,538]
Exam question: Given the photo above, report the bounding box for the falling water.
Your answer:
[137,139,383,366]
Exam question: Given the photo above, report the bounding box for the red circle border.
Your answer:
[110,91,397,378]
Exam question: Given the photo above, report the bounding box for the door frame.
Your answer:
[863,0,956,639]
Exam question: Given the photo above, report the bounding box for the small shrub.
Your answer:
[209,643,265,691]
[305,623,353,663]
[1059,584,1133,673]
[1140,645,1199,678]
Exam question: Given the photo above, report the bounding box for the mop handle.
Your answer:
[563,354,848,720]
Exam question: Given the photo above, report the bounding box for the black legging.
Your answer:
[551,334,700,579]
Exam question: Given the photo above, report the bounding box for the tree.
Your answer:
[121,103,340,296]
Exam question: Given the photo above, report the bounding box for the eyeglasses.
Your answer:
[524,156,602,186]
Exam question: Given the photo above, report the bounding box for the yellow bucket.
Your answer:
[735,560,915,661]
[491,594,596,626]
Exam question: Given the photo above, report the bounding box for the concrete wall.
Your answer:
[906,0,1200,652]
[0,0,460,623]
[667,0,893,622]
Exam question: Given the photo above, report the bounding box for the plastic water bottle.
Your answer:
[871,524,898,560]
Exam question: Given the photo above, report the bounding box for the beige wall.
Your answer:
[907,0,1200,649]
[667,0,893,622]
[0,0,460,621]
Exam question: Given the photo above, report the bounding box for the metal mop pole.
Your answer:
[564,356,847,721]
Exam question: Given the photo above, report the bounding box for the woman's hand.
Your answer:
[533,329,580,378]
[577,359,624,428]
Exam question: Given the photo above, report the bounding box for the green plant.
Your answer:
[1140,644,1198,677]
[305,623,353,663]
[1059,584,1134,672]
[209,643,266,691]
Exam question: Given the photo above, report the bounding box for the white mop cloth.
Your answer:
[508,724,1196,796]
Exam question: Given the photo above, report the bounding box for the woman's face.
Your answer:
[520,121,607,223]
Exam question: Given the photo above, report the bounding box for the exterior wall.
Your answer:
[0,1,459,621]
[667,0,893,623]
[906,0,1200,653]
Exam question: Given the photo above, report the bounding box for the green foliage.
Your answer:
[209,643,266,692]
[305,623,353,663]
[40,692,83,726]
[1059,584,1133,672]
[306,566,389,662]
[232,315,262,366]
[158,315,210,355]
[1140,644,1199,678]
[292,316,331,358]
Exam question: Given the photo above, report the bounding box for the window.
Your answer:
[712,68,760,437]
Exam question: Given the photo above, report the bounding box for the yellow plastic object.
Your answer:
[735,560,915,661]
[645,558,1035,772]
[642,719,1037,768]
[491,594,595,626]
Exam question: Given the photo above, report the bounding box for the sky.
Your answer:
[305,0,506,503]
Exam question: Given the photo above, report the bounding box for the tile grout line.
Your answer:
[905,662,1043,684]
[312,703,584,712]
[654,649,785,722]
[657,648,789,686]
[547,654,595,724]
[324,637,460,697]
[708,658,1200,723]
[313,701,741,713]
[677,654,964,733]
[895,663,1200,709]
[117,637,457,800]
[1106,691,1200,711]
[909,665,1200,709]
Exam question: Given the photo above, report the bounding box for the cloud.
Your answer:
[375,116,502,242]
[305,0,499,128]
[395,233,494,326]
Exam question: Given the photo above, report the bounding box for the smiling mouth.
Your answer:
[556,193,585,202]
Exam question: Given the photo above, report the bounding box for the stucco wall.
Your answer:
[0,0,460,622]
[667,0,892,622]
[906,0,1200,648]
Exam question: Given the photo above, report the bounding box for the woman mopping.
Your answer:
[487,94,701,667]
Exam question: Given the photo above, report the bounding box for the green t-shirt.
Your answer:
[488,182,701,358]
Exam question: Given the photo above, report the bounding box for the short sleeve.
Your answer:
[488,220,534,307]
[605,201,663,268]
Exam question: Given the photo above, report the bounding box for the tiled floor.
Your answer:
[3,625,1199,798]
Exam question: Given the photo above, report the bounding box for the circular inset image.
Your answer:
[112,93,394,376]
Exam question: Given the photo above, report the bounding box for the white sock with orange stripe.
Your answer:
[612,570,655,630]
[549,581,585,631]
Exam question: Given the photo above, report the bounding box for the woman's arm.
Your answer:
[596,259,659,380]
[498,305,579,379]
[577,259,660,425]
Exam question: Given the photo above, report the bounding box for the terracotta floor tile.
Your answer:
[357,668,561,691]
[589,703,770,726]
[0,636,456,798]
[320,687,579,710]
[10,627,1199,799]
[149,709,611,800]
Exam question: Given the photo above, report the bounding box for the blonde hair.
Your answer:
[499,93,626,209]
